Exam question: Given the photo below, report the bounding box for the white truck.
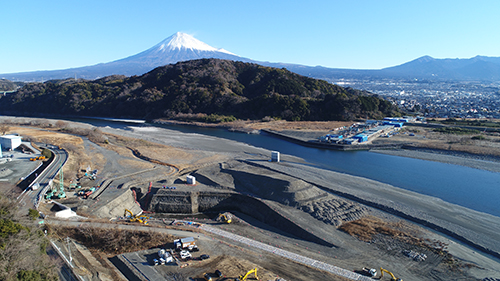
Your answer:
[180,250,192,260]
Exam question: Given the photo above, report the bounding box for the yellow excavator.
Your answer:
[216,213,232,224]
[236,268,258,281]
[124,209,149,225]
[378,267,403,281]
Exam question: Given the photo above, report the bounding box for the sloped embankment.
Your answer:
[192,160,368,226]
[149,190,334,247]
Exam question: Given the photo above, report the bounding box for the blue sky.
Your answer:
[1,0,499,74]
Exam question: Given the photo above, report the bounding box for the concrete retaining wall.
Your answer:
[149,190,334,247]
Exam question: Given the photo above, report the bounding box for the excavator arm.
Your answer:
[124,209,134,217]
[379,267,402,281]
[239,268,258,280]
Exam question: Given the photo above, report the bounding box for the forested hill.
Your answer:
[0,59,400,121]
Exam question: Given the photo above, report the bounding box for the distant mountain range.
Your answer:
[2,32,500,82]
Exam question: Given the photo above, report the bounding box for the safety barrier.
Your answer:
[199,224,372,281]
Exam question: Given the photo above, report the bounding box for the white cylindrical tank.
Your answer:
[271,151,280,162]
[158,249,165,258]
[186,175,196,185]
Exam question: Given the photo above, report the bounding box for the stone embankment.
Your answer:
[301,199,367,226]
[261,129,407,151]
[199,224,372,281]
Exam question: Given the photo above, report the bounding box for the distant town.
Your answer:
[333,79,500,119]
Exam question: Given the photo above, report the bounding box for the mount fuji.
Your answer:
[3,32,500,82]
[2,32,252,81]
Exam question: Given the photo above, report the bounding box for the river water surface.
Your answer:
[74,118,500,217]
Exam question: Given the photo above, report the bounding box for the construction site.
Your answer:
[3,117,500,281]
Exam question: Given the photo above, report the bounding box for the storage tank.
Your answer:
[186,175,196,185]
[271,151,280,162]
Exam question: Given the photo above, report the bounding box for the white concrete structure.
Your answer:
[186,175,196,185]
[271,151,280,162]
[0,135,22,150]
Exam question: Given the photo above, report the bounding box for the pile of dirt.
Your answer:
[193,255,277,281]
[194,161,368,226]
[339,216,422,242]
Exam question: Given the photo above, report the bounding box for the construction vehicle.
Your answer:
[78,187,96,198]
[45,190,55,200]
[124,209,149,225]
[216,212,232,224]
[180,250,192,260]
[236,268,258,281]
[362,267,377,277]
[378,268,402,281]
[203,273,212,281]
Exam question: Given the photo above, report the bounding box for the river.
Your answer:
[73,118,500,218]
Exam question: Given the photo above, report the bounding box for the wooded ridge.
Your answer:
[0,59,400,121]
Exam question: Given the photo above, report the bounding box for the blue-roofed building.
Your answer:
[353,134,368,143]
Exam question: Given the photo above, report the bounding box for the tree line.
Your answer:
[0,59,400,121]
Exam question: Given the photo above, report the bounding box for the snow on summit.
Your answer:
[155,32,236,55]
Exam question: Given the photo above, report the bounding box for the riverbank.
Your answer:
[372,147,500,173]
[258,125,500,173]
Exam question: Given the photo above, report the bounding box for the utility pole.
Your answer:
[66,237,72,265]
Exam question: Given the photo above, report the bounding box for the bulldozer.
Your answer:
[216,212,232,224]
[236,268,258,281]
[378,267,402,281]
[124,209,149,225]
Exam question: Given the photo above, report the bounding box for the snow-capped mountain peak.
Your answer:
[154,32,236,55]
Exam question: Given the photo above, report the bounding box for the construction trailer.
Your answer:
[174,237,198,251]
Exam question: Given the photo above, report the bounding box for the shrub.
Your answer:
[471,135,487,140]
[28,209,40,220]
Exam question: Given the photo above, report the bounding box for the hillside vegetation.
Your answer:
[0,79,24,92]
[0,196,57,281]
[0,59,399,121]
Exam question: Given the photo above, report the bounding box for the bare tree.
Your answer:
[55,120,67,129]
[0,124,9,135]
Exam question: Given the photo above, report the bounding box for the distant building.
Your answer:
[383,121,404,128]
[0,135,22,150]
